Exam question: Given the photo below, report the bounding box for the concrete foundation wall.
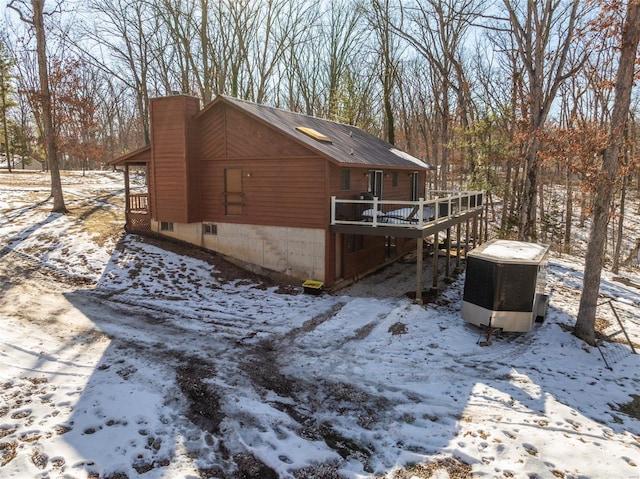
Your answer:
[151,220,326,281]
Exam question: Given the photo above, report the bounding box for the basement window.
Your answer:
[160,221,174,232]
[295,126,332,143]
[203,223,217,235]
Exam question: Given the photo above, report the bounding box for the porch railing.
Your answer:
[128,193,149,212]
[330,190,484,229]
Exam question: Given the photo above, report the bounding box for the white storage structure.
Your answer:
[462,239,550,332]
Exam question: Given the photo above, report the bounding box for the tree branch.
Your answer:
[7,0,34,25]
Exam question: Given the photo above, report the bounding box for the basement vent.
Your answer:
[295,126,332,143]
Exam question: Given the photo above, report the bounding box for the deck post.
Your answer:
[482,200,488,242]
[478,202,484,243]
[455,221,462,272]
[472,216,478,249]
[465,218,470,257]
[432,231,439,289]
[415,238,424,305]
[445,227,451,279]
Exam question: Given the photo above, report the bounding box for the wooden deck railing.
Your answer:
[330,190,484,230]
[128,193,149,212]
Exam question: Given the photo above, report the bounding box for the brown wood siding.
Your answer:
[196,102,330,229]
[198,104,226,159]
[200,157,327,228]
[199,160,222,219]
[383,170,421,201]
[225,107,314,158]
[196,104,226,223]
[150,96,201,223]
[396,237,417,255]
[342,235,386,279]
[185,98,202,222]
[327,163,424,201]
[328,164,369,199]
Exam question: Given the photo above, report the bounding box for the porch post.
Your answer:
[124,165,131,213]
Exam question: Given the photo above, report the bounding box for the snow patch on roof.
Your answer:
[390,148,430,169]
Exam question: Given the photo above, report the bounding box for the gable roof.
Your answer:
[108,145,151,166]
[203,95,430,170]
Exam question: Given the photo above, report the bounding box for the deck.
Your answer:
[331,190,485,305]
[330,190,484,238]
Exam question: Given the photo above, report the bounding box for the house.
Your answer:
[111,94,438,288]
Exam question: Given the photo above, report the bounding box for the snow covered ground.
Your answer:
[1,171,639,479]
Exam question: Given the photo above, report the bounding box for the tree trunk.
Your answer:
[563,161,573,254]
[32,0,66,212]
[612,175,627,274]
[538,168,546,240]
[439,92,449,191]
[579,191,588,227]
[519,138,540,240]
[575,0,640,345]
[500,161,512,235]
[509,159,522,233]
[1,80,10,173]
[504,0,582,241]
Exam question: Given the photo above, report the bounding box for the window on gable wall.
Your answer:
[392,171,398,187]
[341,168,351,190]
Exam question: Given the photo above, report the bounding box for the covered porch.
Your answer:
[108,146,152,235]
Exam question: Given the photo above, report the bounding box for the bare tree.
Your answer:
[151,0,229,102]
[472,33,526,234]
[323,0,368,121]
[495,0,585,240]
[8,0,67,212]
[575,0,640,345]
[86,0,157,145]
[393,0,481,189]
[0,39,16,172]
[281,28,324,115]
[151,0,199,96]
[367,0,402,144]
